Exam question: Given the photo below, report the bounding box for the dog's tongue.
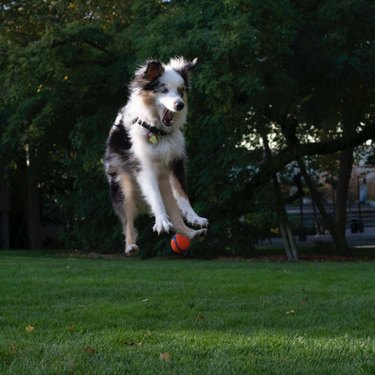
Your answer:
[162,109,174,127]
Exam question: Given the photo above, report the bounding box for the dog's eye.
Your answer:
[160,87,169,94]
[178,87,185,95]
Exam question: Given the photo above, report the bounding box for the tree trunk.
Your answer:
[21,149,43,250]
[279,221,293,260]
[335,148,354,237]
[27,166,43,249]
[0,171,10,249]
[262,135,298,260]
[297,159,351,256]
[271,175,299,261]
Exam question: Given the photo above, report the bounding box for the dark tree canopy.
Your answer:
[1,0,374,255]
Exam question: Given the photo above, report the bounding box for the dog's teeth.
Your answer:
[162,109,174,126]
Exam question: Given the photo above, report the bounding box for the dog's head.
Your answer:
[132,57,198,128]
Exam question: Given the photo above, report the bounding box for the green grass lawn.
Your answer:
[1,252,374,375]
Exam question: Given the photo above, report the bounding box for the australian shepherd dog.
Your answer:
[105,57,208,255]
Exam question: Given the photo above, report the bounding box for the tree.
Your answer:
[242,0,375,255]
[0,1,133,249]
[1,0,374,256]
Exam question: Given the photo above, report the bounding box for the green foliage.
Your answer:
[244,210,278,234]
[1,1,374,254]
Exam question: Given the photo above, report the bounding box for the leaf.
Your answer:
[84,346,96,354]
[196,312,204,320]
[67,325,76,332]
[125,340,142,347]
[286,309,296,315]
[160,352,171,362]
[9,343,17,354]
[25,325,34,333]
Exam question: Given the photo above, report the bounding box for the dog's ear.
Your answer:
[181,57,198,76]
[179,57,198,88]
[188,57,198,71]
[144,61,164,81]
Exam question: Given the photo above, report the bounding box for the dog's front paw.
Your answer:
[190,228,208,240]
[187,214,209,228]
[153,216,173,235]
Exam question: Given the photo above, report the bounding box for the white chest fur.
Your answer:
[130,125,186,168]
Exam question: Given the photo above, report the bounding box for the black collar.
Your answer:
[133,118,168,137]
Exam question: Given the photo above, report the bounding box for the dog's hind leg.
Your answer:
[117,173,139,256]
[159,175,207,240]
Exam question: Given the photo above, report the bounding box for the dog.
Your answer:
[104,57,208,255]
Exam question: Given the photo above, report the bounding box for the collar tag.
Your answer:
[147,132,159,144]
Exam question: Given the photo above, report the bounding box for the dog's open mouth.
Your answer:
[162,108,174,127]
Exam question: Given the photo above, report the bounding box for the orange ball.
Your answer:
[170,234,191,254]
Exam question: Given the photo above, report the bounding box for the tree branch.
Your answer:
[249,121,375,194]
[81,40,117,60]
[50,38,117,62]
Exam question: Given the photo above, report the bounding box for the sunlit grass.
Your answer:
[1,252,374,374]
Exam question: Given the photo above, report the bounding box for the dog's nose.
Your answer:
[175,101,184,111]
